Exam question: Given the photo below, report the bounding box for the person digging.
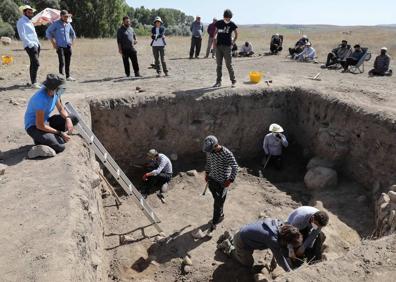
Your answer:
[203,135,238,232]
[217,218,303,274]
[142,149,173,201]
[286,206,329,267]
[262,123,288,169]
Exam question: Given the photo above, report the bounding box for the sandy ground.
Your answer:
[0,31,396,281]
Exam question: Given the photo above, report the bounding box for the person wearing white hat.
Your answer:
[263,123,288,169]
[17,5,41,88]
[369,47,392,77]
[150,16,169,77]
[294,42,316,62]
[142,149,173,199]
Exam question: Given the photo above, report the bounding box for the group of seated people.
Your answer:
[321,40,392,75]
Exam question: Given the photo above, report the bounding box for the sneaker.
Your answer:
[135,73,142,77]
[217,239,234,255]
[66,76,76,81]
[32,82,41,89]
[231,80,237,88]
[164,72,169,77]
[156,73,161,78]
[213,82,221,88]
[320,64,327,69]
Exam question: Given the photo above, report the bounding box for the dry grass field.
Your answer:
[0,25,396,282]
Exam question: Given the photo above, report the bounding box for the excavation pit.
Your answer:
[89,88,396,281]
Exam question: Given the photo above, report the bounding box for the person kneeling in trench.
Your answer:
[142,149,173,200]
[217,218,302,273]
[263,123,288,169]
[286,206,329,266]
[24,73,78,153]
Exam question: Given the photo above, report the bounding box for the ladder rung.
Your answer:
[64,102,163,234]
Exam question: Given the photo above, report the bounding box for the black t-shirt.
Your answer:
[215,20,238,46]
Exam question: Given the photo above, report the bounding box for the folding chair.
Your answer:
[349,48,372,74]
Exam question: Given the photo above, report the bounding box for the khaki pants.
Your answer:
[216,45,236,83]
[232,232,254,267]
[206,36,215,57]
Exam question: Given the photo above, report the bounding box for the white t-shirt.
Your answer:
[152,28,165,47]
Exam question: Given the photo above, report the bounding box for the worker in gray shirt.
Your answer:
[217,218,302,272]
[189,16,204,59]
[142,149,173,199]
[287,206,329,265]
[263,123,288,169]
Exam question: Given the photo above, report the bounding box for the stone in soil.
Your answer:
[28,145,56,159]
[304,166,338,190]
[0,163,7,175]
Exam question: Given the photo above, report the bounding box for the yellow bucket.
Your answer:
[249,71,263,83]
[1,55,14,65]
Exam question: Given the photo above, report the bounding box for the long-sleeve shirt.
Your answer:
[296,46,316,60]
[45,20,76,48]
[205,146,238,184]
[287,206,321,251]
[332,45,352,61]
[17,15,40,48]
[263,133,288,156]
[350,50,364,61]
[190,21,203,38]
[149,153,173,176]
[240,43,253,53]
[239,218,292,272]
[207,23,216,38]
[374,54,391,73]
[117,25,137,50]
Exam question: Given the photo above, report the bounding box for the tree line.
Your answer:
[0,0,194,37]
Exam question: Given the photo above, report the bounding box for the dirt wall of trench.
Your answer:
[90,87,396,193]
[285,88,396,192]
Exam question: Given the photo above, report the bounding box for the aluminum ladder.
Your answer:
[65,102,163,234]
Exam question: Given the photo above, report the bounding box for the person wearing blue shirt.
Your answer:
[46,10,76,81]
[16,5,41,89]
[24,74,79,153]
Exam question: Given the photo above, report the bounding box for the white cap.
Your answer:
[381,47,388,51]
[303,35,308,38]
[269,123,284,133]
[306,42,312,46]
[147,149,158,158]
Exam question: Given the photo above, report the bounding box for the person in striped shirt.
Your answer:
[203,135,238,230]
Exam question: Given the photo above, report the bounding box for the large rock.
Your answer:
[306,157,335,170]
[28,145,56,159]
[304,166,338,190]
[0,163,7,175]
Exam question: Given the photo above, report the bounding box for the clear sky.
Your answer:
[126,0,395,25]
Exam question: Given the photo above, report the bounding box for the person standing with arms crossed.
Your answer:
[46,10,76,81]
[150,16,169,77]
[117,16,141,78]
[17,5,41,88]
[213,9,238,88]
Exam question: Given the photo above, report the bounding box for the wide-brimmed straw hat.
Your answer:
[147,149,159,158]
[269,123,284,133]
[153,16,163,24]
[19,5,36,13]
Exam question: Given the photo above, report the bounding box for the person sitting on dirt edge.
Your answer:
[217,218,302,272]
[321,40,352,69]
[287,206,329,266]
[142,149,173,200]
[270,34,283,55]
[369,47,392,77]
[289,35,309,58]
[203,135,238,231]
[294,42,316,62]
[239,41,254,57]
[263,123,288,169]
[24,73,79,153]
